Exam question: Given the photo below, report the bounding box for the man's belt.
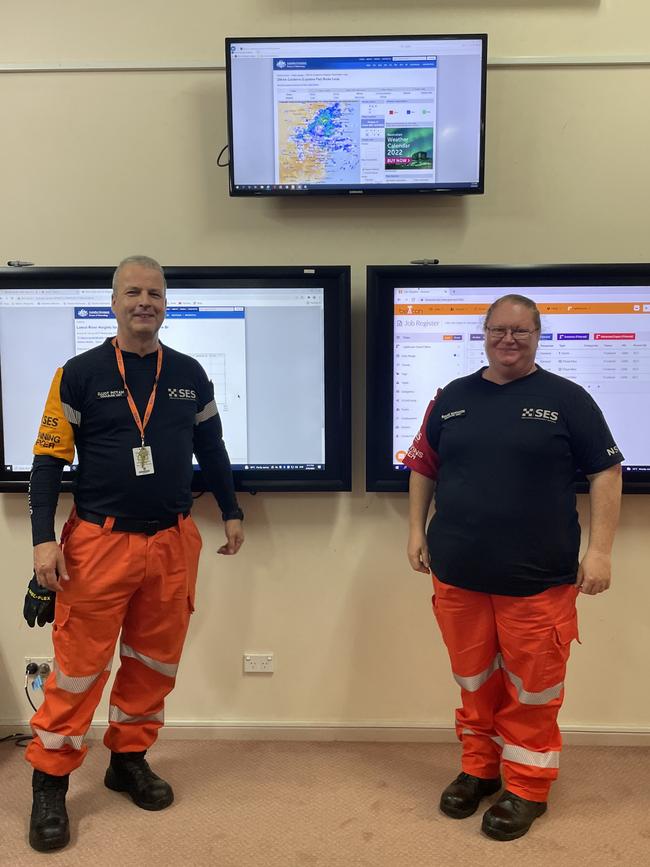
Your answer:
[76,507,189,536]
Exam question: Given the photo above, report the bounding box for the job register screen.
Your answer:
[393,284,650,470]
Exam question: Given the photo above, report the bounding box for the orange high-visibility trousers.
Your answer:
[26,511,202,777]
[432,575,579,802]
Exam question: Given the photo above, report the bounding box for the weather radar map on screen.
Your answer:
[226,35,486,196]
[278,101,360,185]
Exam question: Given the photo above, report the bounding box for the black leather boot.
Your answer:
[439,771,502,818]
[29,769,70,852]
[104,750,174,811]
[481,790,547,840]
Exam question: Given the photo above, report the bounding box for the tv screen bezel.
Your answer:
[0,265,351,494]
[225,33,488,197]
[366,263,650,494]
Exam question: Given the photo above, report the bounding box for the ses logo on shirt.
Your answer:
[521,407,559,423]
[168,387,197,400]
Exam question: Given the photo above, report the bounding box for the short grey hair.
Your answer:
[483,293,541,331]
[112,255,166,295]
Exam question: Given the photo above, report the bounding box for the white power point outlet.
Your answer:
[243,653,274,674]
[25,656,53,679]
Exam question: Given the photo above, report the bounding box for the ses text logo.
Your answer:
[168,387,197,400]
[521,407,559,423]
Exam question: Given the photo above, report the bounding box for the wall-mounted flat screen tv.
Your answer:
[366,264,650,493]
[226,34,487,196]
[0,266,351,493]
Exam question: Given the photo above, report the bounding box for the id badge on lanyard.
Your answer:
[133,444,155,475]
[112,338,162,477]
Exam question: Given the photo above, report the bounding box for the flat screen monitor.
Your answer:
[226,34,487,196]
[0,266,351,492]
[366,264,650,493]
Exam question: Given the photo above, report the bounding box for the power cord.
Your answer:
[25,661,40,712]
[216,144,230,167]
[0,732,33,748]
[25,684,38,713]
[7,662,44,746]
[0,662,47,749]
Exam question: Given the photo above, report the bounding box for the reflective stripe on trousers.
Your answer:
[461,729,561,769]
[53,658,113,694]
[109,705,165,725]
[454,653,565,705]
[33,727,84,751]
[120,642,179,678]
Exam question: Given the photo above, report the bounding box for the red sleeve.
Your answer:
[401,389,441,480]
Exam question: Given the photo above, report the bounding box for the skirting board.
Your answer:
[3,721,650,747]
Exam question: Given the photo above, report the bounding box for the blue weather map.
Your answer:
[278,101,360,184]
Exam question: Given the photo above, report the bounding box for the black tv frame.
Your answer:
[0,265,351,493]
[366,263,650,494]
[225,33,488,197]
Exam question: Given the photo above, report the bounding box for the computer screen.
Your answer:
[226,34,487,196]
[0,266,351,492]
[366,264,650,492]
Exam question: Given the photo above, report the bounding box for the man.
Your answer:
[405,294,622,840]
[26,255,244,852]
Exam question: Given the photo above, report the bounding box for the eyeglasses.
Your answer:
[485,326,539,341]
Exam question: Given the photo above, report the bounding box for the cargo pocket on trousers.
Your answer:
[554,615,580,649]
[186,561,197,614]
[53,601,71,632]
[187,584,196,614]
[543,614,579,689]
[52,600,72,669]
[179,517,200,614]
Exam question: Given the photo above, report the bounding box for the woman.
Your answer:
[404,294,622,841]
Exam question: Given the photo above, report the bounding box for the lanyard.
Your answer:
[112,338,163,446]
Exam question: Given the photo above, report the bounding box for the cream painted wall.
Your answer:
[1,1,649,731]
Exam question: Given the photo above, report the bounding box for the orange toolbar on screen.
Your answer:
[394,304,488,315]
[394,302,649,315]
[537,303,648,314]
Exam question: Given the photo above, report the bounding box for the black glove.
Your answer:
[23,573,56,628]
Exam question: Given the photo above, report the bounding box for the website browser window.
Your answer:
[0,286,325,472]
[272,58,438,187]
[393,285,650,469]
[229,37,484,193]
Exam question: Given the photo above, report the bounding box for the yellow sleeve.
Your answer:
[33,367,76,463]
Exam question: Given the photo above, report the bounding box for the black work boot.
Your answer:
[29,769,70,852]
[481,790,547,840]
[104,751,174,811]
[439,771,502,818]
